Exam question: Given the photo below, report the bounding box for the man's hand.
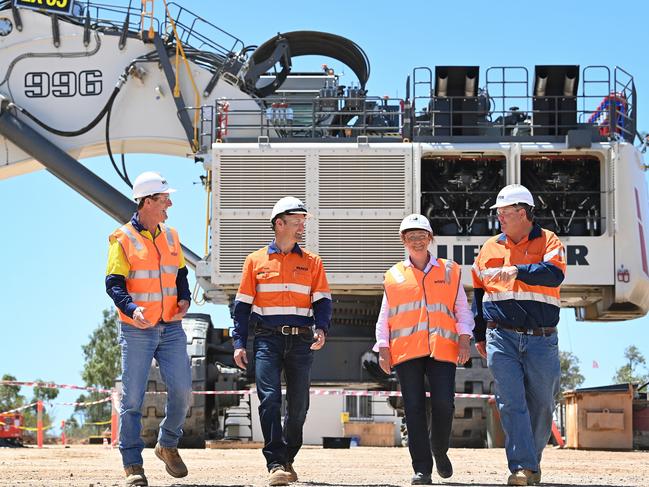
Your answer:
[378,347,391,374]
[170,299,190,321]
[234,348,248,370]
[132,306,154,329]
[311,329,326,350]
[475,340,487,359]
[486,266,518,283]
[457,335,471,365]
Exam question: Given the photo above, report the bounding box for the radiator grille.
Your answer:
[217,220,275,273]
[318,219,404,273]
[218,155,306,209]
[318,154,407,209]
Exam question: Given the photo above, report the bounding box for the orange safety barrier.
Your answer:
[60,420,66,446]
[111,392,119,448]
[551,420,565,448]
[36,400,43,448]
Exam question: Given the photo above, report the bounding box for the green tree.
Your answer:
[559,351,585,395]
[612,345,649,385]
[32,381,59,403]
[0,374,25,411]
[81,309,121,389]
[19,378,59,433]
[67,309,121,437]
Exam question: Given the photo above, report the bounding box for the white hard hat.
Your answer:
[399,214,433,234]
[490,184,534,209]
[270,196,310,221]
[132,172,176,200]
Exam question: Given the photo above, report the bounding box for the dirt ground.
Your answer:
[1,444,647,487]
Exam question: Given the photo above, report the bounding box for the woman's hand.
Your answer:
[378,347,391,374]
[457,335,472,365]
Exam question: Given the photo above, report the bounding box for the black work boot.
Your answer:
[411,472,432,485]
[434,452,453,478]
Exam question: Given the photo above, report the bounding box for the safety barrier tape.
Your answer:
[2,380,494,401]
[0,380,112,394]
[50,396,112,407]
[0,397,112,416]
[19,424,54,432]
[0,402,39,415]
[144,389,494,399]
[84,419,112,426]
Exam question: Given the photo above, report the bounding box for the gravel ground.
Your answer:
[1,444,648,486]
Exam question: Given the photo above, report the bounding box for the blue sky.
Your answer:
[2,0,649,427]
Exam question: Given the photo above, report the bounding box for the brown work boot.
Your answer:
[124,465,148,486]
[529,468,541,485]
[285,462,298,482]
[507,469,534,486]
[154,443,188,478]
[268,465,292,486]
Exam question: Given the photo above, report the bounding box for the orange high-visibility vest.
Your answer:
[110,222,181,325]
[471,228,565,309]
[384,259,461,366]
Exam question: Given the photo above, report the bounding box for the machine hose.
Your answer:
[105,85,132,188]
[247,31,370,98]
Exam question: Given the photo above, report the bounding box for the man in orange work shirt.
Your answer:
[472,184,566,487]
[232,196,332,487]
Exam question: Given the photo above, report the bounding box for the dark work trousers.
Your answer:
[395,356,456,475]
[254,329,314,470]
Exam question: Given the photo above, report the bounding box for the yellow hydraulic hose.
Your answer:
[162,0,201,151]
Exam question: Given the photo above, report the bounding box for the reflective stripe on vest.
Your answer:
[256,283,311,295]
[388,300,455,321]
[443,259,453,284]
[236,292,254,304]
[426,303,456,321]
[312,291,332,302]
[128,270,160,279]
[483,290,561,307]
[388,298,426,318]
[390,320,428,339]
[251,305,314,317]
[162,224,176,250]
[121,224,145,252]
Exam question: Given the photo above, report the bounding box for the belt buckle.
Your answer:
[522,328,534,336]
[280,325,298,336]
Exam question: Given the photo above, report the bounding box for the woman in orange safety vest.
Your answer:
[374,214,474,485]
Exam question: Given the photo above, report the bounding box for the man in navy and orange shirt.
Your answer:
[472,184,566,487]
[232,196,332,487]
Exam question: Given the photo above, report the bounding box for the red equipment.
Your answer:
[0,413,24,446]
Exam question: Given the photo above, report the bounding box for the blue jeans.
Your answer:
[486,327,560,473]
[395,357,456,475]
[254,330,314,470]
[117,322,192,468]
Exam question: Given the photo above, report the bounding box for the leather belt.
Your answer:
[487,321,556,336]
[255,324,313,337]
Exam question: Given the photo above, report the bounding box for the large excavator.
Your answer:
[2,1,648,448]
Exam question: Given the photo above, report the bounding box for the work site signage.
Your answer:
[13,0,75,16]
